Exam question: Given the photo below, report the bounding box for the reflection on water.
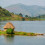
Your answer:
[0,35,45,45]
[3,35,15,45]
[0,21,45,45]
[4,35,14,42]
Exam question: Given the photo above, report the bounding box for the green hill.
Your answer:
[0,7,25,21]
[0,7,45,21]
[37,15,45,18]
[0,7,11,17]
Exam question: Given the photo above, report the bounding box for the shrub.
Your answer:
[30,33,35,36]
[6,28,14,34]
[25,15,28,18]
[0,6,2,9]
[22,18,25,21]
[23,33,27,35]
[19,13,23,17]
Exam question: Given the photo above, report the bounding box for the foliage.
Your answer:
[15,32,23,35]
[37,15,45,18]
[0,30,43,36]
[6,28,14,34]
[22,18,25,21]
[0,6,2,9]
[19,13,23,17]
[0,6,45,21]
[0,30,6,34]
[30,33,35,36]
[23,32,27,35]
[25,15,28,18]
[0,6,11,17]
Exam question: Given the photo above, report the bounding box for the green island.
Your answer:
[0,7,45,21]
[0,30,44,36]
[0,22,44,36]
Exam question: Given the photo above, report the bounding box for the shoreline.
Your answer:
[0,19,45,21]
[0,30,44,36]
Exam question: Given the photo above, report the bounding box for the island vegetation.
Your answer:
[0,6,45,21]
[0,22,44,36]
[0,29,44,36]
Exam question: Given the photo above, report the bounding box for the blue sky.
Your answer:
[0,0,45,7]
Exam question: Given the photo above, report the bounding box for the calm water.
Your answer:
[0,21,45,33]
[0,21,45,45]
[0,35,45,45]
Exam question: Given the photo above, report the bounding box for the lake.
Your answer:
[0,21,45,33]
[0,35,45,45]
[0,21,45,45]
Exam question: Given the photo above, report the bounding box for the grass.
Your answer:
[0,30,44,36]
[15,31,37,36]
[15,31,27,35]
[0,15,24,21]
[0,30,6,35]
[0,15,45,21]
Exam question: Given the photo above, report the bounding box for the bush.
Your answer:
[19,13,23,17]
[23,33,27,35]
[0,6,2,9]
[30,33,35,36]
[6,28,14,34]
[25,15,28,18]
[22,18,25,21]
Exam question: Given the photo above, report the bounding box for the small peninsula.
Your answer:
[0,22,44,36]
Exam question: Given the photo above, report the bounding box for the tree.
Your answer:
[22,18,25,21]
[38,16,40,18]
[38,15,41,21]
[28,16,31,18]
[19,13,23,17]
[0,6,2,9]
[25,15,28,18]
[12,12,14,14]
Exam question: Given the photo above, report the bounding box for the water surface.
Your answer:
[0,21,45,45]
[0,21,45,33]
[0,35,45,45]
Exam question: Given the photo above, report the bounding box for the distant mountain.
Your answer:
[5,3,45,17]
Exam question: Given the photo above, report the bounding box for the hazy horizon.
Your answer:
[0,0,45,8]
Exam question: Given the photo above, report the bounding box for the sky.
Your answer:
[0,0,45,7]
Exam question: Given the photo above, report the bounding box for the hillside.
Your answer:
[0,7,25,21]
[0,7,11,17]
[5,3,45,17]
[36,15,45,18]
[0,7,45,21]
